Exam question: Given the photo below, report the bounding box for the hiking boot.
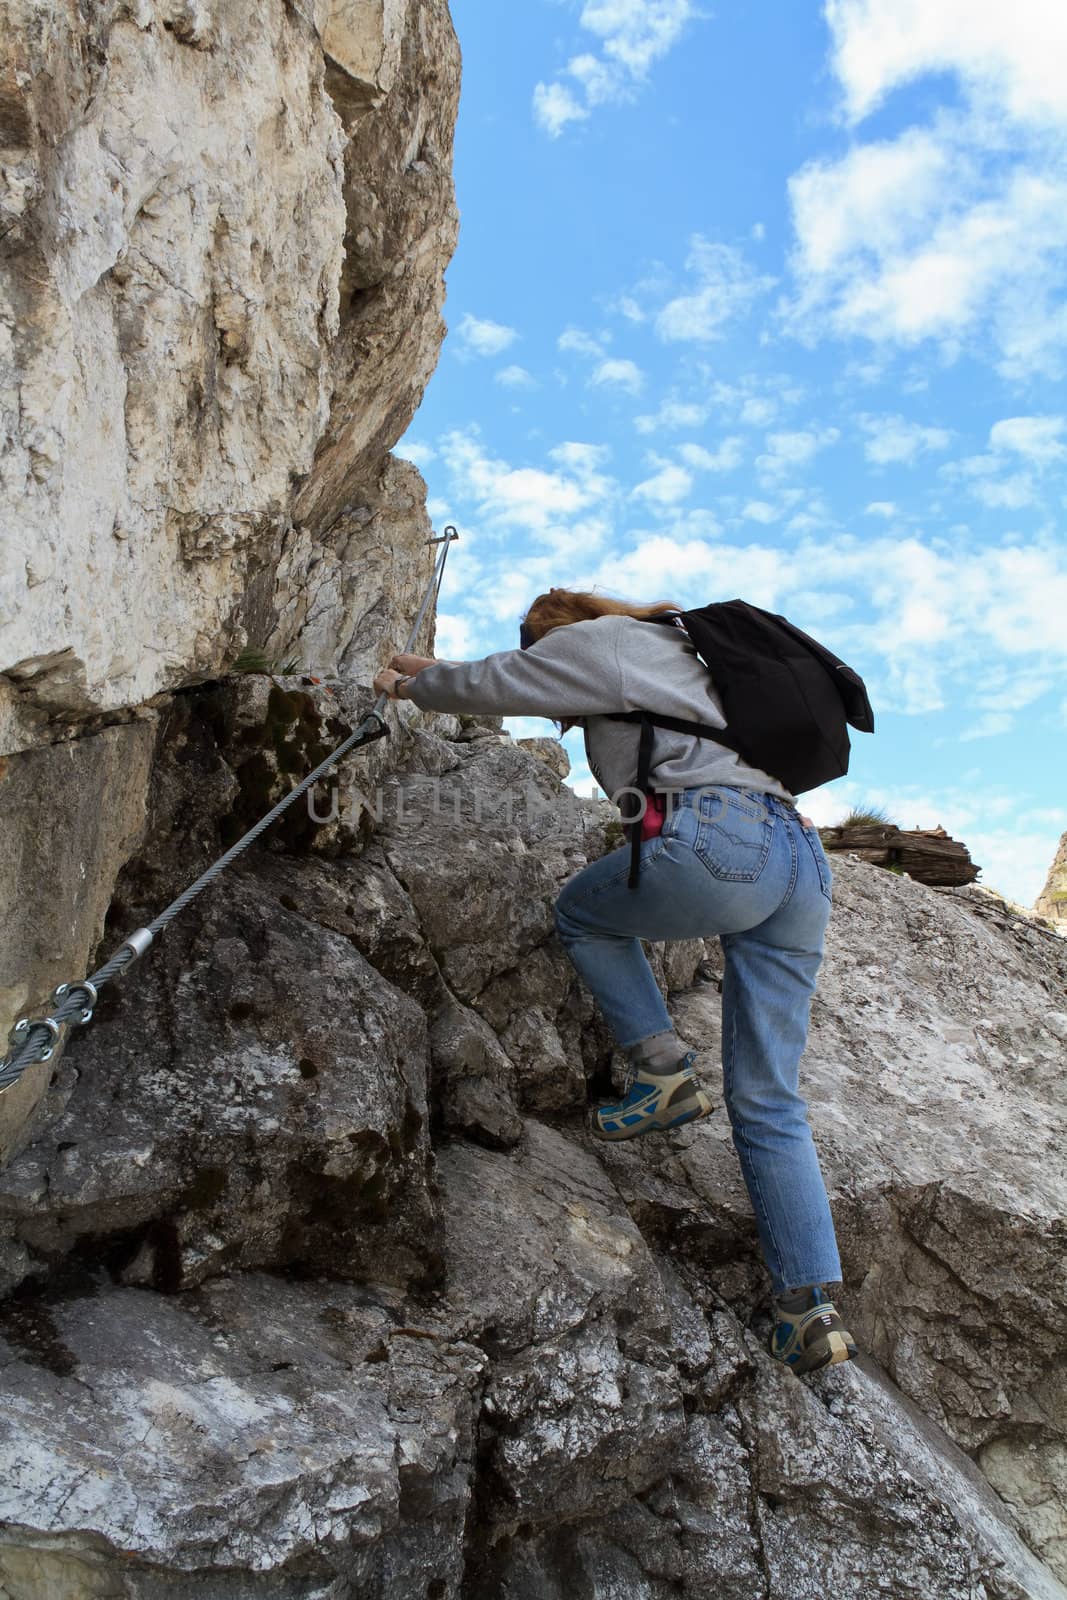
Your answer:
[592,1050,715,1141]
[769,1285,858,1375]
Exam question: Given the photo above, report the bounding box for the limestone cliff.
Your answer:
[1,0,459,1154]
[2,5,1067,1599]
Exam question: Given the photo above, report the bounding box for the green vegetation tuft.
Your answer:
[230,646,302,677]
[840,804,898,829]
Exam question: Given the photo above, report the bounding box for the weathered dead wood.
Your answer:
[819,822,979,887]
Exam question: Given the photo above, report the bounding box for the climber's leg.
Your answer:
[718,845,841,1296]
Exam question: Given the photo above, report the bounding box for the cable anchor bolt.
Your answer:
[7,1018,31,1050]
[52,979,99,1025]
[7,1016,62,1062]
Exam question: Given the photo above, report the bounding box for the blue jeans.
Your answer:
[554,785,841,1296]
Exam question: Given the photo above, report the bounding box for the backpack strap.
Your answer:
[607,708,747,754]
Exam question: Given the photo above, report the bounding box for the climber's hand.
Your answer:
[374,668,409,700]
[390,653,436,675]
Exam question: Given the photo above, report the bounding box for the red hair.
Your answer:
[520,587,682,643]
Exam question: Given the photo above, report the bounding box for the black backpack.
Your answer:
[608,600,875,889]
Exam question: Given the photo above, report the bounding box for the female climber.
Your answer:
[373,587,858,1374]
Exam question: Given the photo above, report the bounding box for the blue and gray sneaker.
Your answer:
[769,1285,858,1375]
[592,1050,715,1141]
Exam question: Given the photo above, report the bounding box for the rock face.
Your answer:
[0,685,1066,1596]
[0,1273,489,1598]
[3,2,1067,1595]
[0,719,156,1164]
[0,0,459,752]
[1034,831,1067,932]
[1,0,459,1152]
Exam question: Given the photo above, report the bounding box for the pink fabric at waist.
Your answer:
[640,792,667,840]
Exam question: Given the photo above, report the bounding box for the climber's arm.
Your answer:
[396,617,627,718]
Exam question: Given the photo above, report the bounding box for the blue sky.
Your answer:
[397,0,1067,910]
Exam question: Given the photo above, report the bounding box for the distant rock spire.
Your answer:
[1034,830,1067,931]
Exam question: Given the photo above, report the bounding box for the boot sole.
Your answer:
[783,1329,859,1375]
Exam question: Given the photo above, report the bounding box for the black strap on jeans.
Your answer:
[622,712,655,890]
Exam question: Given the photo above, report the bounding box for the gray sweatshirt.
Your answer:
[406,613,796,805]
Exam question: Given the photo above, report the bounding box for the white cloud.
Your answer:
[756,427,839,480]
[739,396,779,427]
[632,462,693,506]
[532,80,589,137]
[969,475,1035,510]
[482,562,561,625]
[533,0,700,137]
[959,711,1014,741]
[455,313,518,358]
[858,413,951,464]
[495,364,537,389]
[785,588,855,622]
[971,664,1054,712]
[948,453,998,480]
[615,295,646,323]
[393,440,436,468]
[657,237,776,342]
[706,378,804,428]
[865,501,898,517]
[590,357,644,395]
[634,400,709,434]
[646,507,724,541]
[785,512,823,536]
[783,5,1067,376]
[548,441,613,477]
[787,130,950,283]
[585,536,787,609]
[825,0,1067,129]
[988,415,1066,463]
[941,418,1065,510]
[502,715,553,744]
[433,611,479,660]
[437,429,615,550]
[862,534,1067,665]
[968,825,1067,910]
[743,501,779,524]
[558,326,605,357]
[677,438,745,472]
